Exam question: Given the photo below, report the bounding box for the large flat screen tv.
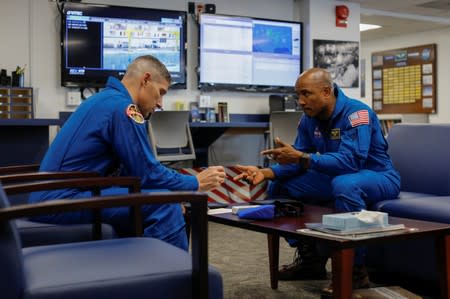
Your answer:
[61,3,187,88]
[198,14,302,92]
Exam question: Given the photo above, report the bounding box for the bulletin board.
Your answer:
[371,44,436,114]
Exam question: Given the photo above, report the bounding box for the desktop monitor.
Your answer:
[61,3,187,88]
[198,14,302,92]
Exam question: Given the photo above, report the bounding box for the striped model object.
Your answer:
[179,166,268,204]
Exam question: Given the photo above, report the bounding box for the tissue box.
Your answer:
[322,211,388,231]
[179,166,268,204]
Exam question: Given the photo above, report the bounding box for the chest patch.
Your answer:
[330,128,341,140]
[126,104,145,124]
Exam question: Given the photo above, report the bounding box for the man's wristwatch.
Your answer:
[298,152,310,169]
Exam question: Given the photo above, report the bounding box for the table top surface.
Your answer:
[208,204,450,247]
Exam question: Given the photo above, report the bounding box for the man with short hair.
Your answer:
[30,55,226,250]
[235,68,400,291]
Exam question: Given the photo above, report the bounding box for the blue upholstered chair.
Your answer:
[1,173,141,247]
[0,186,223,299]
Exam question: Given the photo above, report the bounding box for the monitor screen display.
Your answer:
[61,3,187,88]
[198,14,302,92]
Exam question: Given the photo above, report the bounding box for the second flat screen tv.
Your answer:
[198,14,302,92]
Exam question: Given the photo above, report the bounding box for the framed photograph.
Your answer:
[313,39,359,88]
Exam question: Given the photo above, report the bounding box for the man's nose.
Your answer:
[157,97,163,107]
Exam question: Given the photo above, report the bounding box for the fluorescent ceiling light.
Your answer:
[360,23,382,31]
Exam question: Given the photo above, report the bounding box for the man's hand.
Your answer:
[261,137,303,164]
[196,166,226,192]
[232,165,274,185]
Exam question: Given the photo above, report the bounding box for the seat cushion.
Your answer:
[23,238,223,299]
[374,196,450,223]
[370,191,435,210]
[16,219,116,247]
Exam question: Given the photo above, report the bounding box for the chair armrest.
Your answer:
[3,176,142,240]
[0,164,40,174]
[0,191,208,299]
[3,176,141,195]
[0,171,100,184]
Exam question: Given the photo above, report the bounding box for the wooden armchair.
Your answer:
[1,174,140,247]
[0,188,221,299]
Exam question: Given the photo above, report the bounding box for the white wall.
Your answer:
[298,0,361,99]
[361,27,450,123]
[0,0,296,119]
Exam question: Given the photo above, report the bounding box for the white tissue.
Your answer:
[355,210,388,226]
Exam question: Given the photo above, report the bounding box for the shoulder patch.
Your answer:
[348,110,369,127]
[126,104,145,124]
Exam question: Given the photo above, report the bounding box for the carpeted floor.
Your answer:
[208,221,331,299]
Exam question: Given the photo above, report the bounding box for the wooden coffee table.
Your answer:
[208,204,450,299]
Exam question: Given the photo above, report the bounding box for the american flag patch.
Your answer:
[348,110,369,127]
[179,166,268,204]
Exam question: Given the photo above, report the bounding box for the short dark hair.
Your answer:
[125,55,171,84]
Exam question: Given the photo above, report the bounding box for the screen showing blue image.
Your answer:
[199,14,302,92]
[253,24,292,54]
[61,3,187,88]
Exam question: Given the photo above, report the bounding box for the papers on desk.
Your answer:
[297,223,406,240]
[207,208,232,215]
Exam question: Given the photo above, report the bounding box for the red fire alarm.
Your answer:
[336,5,349,28]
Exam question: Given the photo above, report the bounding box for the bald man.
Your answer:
[235,68,400,290]
[30,55,226,250]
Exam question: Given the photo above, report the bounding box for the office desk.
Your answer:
[190,115,269,166]
[59,111,269,167]
[0,119,61,167]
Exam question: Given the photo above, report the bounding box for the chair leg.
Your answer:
[183,205,191,244]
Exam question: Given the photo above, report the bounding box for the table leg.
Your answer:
[267,233,280,289]
[437,234,450,299]
[331,248,354,299]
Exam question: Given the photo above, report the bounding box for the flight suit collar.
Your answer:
[106,76,133,102]
[329,83,346,122]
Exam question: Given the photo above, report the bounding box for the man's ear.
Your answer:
[143,72,152,85]
[322,86,332,97]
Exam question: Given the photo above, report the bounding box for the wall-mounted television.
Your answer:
[61,3,187,88]
[198,14,302,93]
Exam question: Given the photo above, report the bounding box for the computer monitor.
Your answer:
[61,3,187,88]
[198,14,302,92]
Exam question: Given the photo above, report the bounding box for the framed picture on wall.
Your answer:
[313,39,359,88]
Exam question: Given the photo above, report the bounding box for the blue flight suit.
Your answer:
[269,85,400,263]
[29,77,198,250]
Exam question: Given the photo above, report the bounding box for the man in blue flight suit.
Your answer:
[234,68,400,291]
[29,55,226,251]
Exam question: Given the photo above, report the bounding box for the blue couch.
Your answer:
[367,123,450,292]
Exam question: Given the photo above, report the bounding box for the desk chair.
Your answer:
[268,111,303,149]
[0,187,223,299]
[148,111,196,164]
